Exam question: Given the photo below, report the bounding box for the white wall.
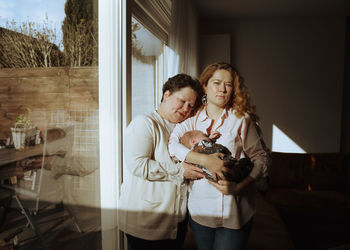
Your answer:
[199,17,346,153]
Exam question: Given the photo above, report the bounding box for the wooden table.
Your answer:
[0,144,45,167]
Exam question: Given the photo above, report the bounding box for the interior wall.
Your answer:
[341,17,350,153]
[199,34,231,72]
[199,16,346,153]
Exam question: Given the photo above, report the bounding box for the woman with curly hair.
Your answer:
[169,62,270,250]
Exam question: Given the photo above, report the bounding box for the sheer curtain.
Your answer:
[168,0,199,78]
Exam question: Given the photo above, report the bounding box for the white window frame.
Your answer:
[154,45,169,109]
[98,0,128,249]
[98,1,170,249]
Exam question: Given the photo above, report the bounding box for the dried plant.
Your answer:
[14,107,32,128]
[62,0,98,66]
[0,16,64,68]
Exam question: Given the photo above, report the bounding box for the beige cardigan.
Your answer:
[117,111,186,240]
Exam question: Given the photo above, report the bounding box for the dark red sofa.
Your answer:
[263,152,350,250]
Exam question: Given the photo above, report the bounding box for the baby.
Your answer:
[179,130,253,183]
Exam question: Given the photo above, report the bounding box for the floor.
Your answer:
[281,213,350,250]
[0,196,202,250]
[0,196,102,250]
[2,180,349,250]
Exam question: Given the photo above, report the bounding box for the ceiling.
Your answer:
[194,0,350,18]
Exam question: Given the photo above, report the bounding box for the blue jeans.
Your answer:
[189,216,253,250]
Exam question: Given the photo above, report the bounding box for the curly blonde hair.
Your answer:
[199,62,257,119]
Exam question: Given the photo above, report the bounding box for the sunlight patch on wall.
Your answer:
[272,124,306,153]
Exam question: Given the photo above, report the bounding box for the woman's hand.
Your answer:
[201,153,226,180]
[185,151,226,180]
[20,156,55,169]
[183,162,205,180]
[209,130,221,140]
[209,180,242,195]
[209,175,255,195]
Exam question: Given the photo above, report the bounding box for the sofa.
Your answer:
[260,152,350,250]
[176,152,350,250]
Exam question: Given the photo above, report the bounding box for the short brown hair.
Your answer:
[161,74,204,115]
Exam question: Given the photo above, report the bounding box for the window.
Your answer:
[129,0,171,119]
[0,0,101,249]
[131,17,164,118]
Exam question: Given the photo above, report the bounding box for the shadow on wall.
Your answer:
[239,18,345,154]
[199,17,346,153]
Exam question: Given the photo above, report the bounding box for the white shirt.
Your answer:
[168,108,269,229]
[118,111,187,240]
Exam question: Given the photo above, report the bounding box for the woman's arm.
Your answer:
[169,120,226,179]
[124,116,184,183]
[184,151,226,180]
[209,115,270,195]
[168,120,193,162]
[240,115,270,180]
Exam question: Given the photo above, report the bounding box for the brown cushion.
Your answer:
[269,152,311,189]
[265,188,350,217]
[346,155,350,195]
[309,153,347,192]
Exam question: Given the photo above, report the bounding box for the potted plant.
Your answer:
[11,109,36,150]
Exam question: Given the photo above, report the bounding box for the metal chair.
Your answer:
[0,127,83,249]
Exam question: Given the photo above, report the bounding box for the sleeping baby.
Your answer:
[179,130,253,183]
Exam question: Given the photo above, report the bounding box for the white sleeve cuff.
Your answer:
[167,162,185,186]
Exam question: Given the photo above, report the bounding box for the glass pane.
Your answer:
[131,16,163,118]
[0,1,101,249]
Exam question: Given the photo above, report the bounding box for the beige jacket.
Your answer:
[117,111,186,240]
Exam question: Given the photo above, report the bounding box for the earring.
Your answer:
[202,95,207,105]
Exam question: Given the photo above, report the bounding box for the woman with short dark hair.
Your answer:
[118,74,225,250]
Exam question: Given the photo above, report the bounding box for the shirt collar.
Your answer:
[198,107,229,122]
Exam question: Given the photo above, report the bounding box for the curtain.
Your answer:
[132,0,171,43]
[168,0,199,78]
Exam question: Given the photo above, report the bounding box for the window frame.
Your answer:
[98,1,171,249]
[98,0,128,249]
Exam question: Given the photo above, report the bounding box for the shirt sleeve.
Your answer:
[239,115,270,180]
[168,118,194,162]
[124,115,185,185]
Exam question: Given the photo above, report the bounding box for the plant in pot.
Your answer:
[11,110,36,150]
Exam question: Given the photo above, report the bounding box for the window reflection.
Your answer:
[0,1,101,249]
[131,17,163,118]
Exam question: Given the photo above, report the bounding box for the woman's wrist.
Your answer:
[185,151,204,166]
[198,154,210,167]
